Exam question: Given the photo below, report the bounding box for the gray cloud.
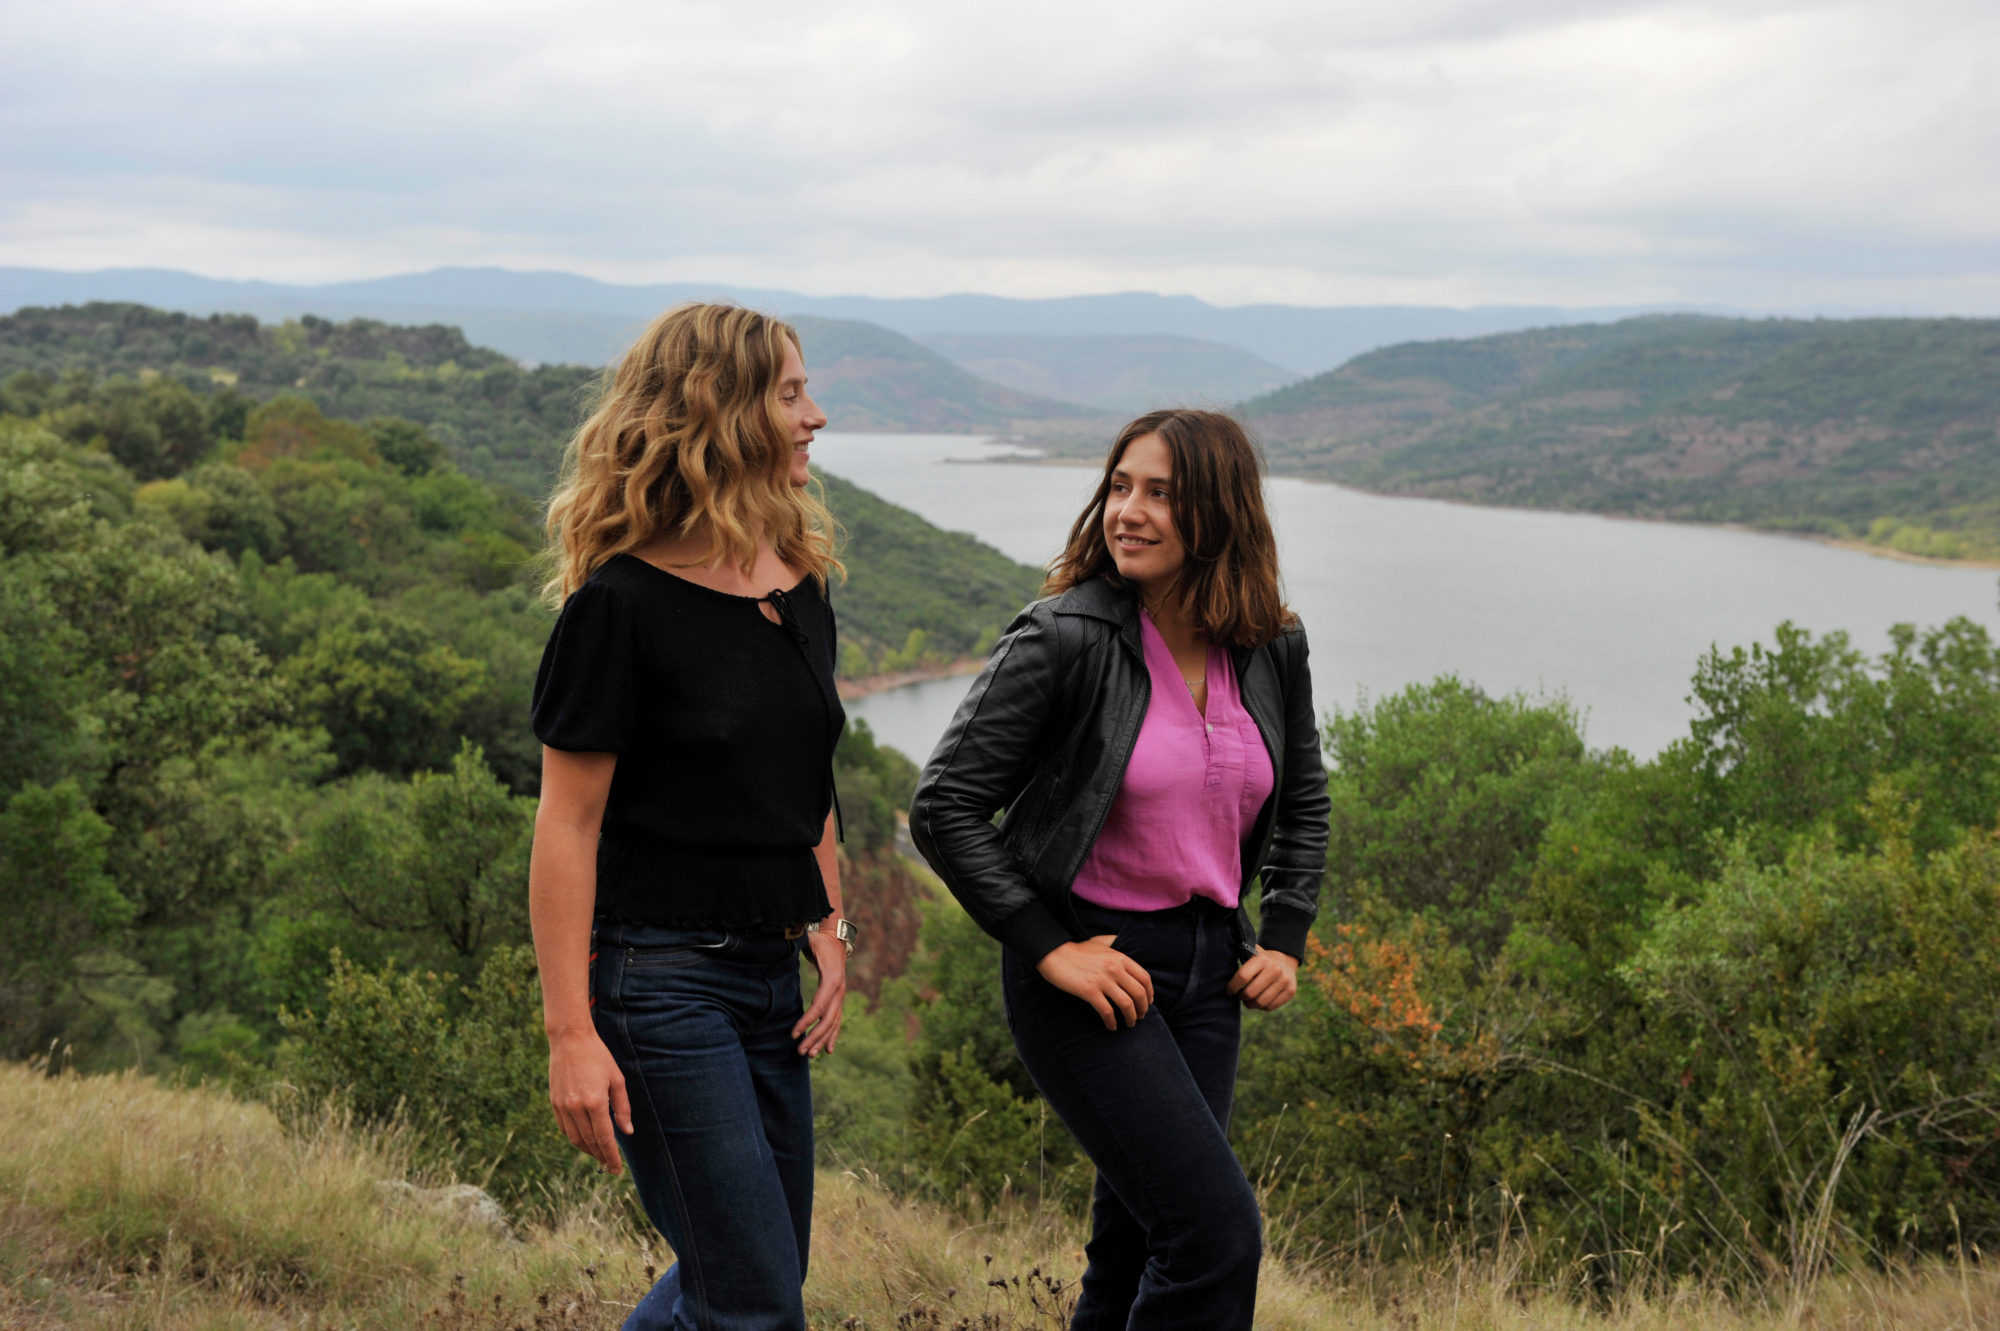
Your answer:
[1,0,1994,309]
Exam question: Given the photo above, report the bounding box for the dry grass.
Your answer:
[0,1064,644,1329]
[2,1064,1996,1329]
[809,1169,2000,1330]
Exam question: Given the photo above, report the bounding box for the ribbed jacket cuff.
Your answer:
[991,900,1074,966]
[1257,904,1314,962]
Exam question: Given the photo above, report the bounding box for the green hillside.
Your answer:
[0,302,597,495]
[0,304,1106,495]
[1242,314,2000,558]
[788,315,1105,433]
[820,469,1044,670]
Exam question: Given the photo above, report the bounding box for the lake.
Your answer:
[814,432,2000,764]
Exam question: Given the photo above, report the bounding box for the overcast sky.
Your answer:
[3,0,1995,310]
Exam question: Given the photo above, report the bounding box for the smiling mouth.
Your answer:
[1115,534,1159,548]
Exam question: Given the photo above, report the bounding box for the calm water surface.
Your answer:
[816,433,2000,763]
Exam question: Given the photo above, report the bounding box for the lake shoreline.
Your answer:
[923,442,2000,572]
[1263,469,2000,572]
[837,656,985,700]
[1806,535,2000,571]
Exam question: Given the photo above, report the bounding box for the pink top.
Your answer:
[1071,612,1276,912]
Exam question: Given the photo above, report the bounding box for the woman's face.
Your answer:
[774,338,828,487]
[1102,431,1186,597]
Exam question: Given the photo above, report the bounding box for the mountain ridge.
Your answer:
[0,265,1717,376]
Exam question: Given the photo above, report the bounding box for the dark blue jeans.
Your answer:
[592,921,814,1331]
[1003,899,1262,1331]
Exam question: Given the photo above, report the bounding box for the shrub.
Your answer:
[279,945,593,1209]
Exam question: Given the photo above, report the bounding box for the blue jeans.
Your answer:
[592,921,815,1331]
[1003,898,1262,1330]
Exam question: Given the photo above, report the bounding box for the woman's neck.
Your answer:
[1138,579,1212,715]
[1138,581,1203,651]
[643,518,744,569]
[632,521,794,603]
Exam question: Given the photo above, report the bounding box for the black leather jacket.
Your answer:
[910,576,1330,966]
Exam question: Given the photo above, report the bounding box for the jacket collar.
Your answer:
[1049,575,1144,658]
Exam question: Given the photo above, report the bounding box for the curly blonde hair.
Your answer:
[542,303,842,605]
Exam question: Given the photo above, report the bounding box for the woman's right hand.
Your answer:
[1036,936,1155,1031]
[548,1028,634,1173]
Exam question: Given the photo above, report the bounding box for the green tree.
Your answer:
[1621,799,2000,1273]
[282,608,488,775]
[1323,677,1597,960]
[900,898,1083,1208]
[833,719,920,854]
[142,462,287,559]
[270,743,532,1003]
[279,946,591,1208]
[369,416,445,475]
[0,780,128,1060]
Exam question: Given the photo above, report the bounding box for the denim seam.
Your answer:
[608,949,711,1326]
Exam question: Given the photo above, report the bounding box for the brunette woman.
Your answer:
[529,303,857,1331]
[911,408,1329,1330]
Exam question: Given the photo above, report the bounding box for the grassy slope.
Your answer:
[4,1065,1993,1330]
[789,315,1108,433]
[1242,314,2000,555]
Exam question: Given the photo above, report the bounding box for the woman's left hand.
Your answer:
[795,923,848,1057]
[1227,947,1299,1012]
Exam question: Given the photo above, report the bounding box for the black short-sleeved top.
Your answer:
[531,553,846,926]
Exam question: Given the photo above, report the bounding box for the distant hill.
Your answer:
[915,333,1298,412]
[0,265,1706,375]
[1242,314,2000,559]
[788,316,1104,434]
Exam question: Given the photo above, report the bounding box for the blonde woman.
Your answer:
[529,304,854,1331]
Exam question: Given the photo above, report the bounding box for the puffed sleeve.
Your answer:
[531,579,636,753]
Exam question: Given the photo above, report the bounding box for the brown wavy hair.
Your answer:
[1044,408,1294,647]
[541,303,841,604]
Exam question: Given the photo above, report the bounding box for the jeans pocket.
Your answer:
[1103,911,1142,959]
